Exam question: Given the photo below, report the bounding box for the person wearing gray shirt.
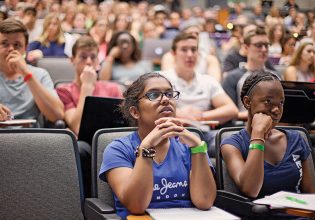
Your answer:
[0,19,63,123]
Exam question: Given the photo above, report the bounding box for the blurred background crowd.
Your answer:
[0,0,313,83]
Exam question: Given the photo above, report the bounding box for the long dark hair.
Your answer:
[106,31,141,62]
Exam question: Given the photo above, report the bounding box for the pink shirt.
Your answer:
[98,43,107,63]
[57,81,122,111]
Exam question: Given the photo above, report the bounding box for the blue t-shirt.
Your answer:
[99,131,213,219]
[27,41,67,57]
[221,129,310,198]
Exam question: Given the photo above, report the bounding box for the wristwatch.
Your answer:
[190,141,208,154]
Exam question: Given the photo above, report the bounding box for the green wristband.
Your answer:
[249,143,265,152]
[190,141,208,154]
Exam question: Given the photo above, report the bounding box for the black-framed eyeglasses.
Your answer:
[251,42,271,49]
[138,91,180,102]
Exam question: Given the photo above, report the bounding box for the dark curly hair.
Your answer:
[240,70,281,105]
[120,72,173,126]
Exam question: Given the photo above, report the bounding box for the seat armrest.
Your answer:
[43,119,66,128]
[54,119,66,129]
[85,198,115,213]
[84,198,121,220]
[215,190,270,217]
[217,190,251,202]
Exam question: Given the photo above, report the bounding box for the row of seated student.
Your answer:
[1,17,314,154]
[24,15,315,88]
[2,1,314,75]
[0,17,314,219]
[22,10,314,84]
[99,71,315,219]
[7,2,314,87]
[0,12,312,150]
[48,20,314,90]
[0,18,232,150]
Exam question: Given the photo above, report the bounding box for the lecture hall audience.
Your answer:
[0,1,314,218]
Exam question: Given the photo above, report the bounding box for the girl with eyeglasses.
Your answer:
[99,72,216,219]
[221,71,315,200]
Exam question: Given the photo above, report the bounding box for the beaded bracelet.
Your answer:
[250,137,265,144]
[135,146,156,159]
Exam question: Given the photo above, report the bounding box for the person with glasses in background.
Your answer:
[222,27,280,122]
[0,18,63,124]
[162,33,238,156]
[222,24,276,75]
[56,35,122,136]
[99,72,217,219]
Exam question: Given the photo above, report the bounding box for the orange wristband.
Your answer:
[24,73,33,82]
